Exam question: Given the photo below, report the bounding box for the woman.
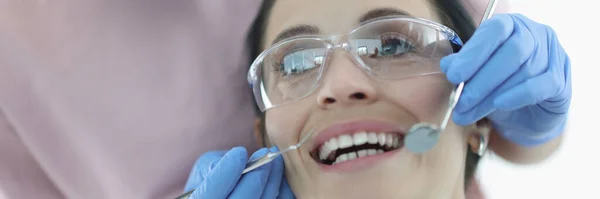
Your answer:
[184,0,571,198]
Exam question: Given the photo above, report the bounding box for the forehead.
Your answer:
[264,0,440,47]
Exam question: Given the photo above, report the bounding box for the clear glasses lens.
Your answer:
[349,18,455,79]
[259,39,329,107]
[251,18,460,111]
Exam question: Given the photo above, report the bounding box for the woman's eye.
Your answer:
[276,49,323,77]
[378,37,416,57]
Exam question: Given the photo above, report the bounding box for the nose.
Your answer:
[316,51,378,109]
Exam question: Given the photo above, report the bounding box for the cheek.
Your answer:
[264,104,311,146]
[413,125,468,190]
[380,75,453,122]
[430,125,468,165]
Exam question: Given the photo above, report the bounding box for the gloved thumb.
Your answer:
[278,177,296,199]
[184,150,228,192]
[190,147,248,199]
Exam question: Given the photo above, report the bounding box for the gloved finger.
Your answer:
[493,70,563,111]
[453,90,497,126]
[261,147,285,199]
[538,55,571,114]
[184,150,228,192]
[455,20,535,113]
[229,148,273,199]
[440,14,515,84]
[453,58,535,126]
[453,52,543,126]
[453,102,495,126]
[278,177,296,199]
[516,13,571,114]
[189,147,248,199]
[454,47,551,125]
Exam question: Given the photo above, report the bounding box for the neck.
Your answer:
[449,172,467,199]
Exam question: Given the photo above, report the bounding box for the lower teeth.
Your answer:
[319,147,399,165]
[311,139,405,165]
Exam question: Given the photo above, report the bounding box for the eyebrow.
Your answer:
[272,25,320,44]
[359,8,411,23]
[271,7,411,44]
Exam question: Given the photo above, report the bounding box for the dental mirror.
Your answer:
[405,83,463,153]
[404,0,498,154]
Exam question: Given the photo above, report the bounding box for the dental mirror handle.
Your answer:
[443,0,498,130]
[481,0,499,22]
[440,82,464,130]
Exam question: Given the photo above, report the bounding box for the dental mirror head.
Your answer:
[405,123,441,153]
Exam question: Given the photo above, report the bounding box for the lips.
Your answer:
[309,120,406,169]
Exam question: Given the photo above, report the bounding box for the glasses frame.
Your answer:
[248,15,464,112]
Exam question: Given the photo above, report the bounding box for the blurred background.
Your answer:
[478,0,599,198]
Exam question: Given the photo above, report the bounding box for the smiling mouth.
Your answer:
[310,131,405,165]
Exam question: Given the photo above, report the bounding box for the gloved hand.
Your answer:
[440,13,571,147]
[184,147,295,199]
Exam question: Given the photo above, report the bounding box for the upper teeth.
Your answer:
[318,132,401,164]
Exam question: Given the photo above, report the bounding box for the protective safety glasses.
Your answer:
[248,16,463,112]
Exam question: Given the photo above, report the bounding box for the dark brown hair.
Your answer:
[245,0,481,188]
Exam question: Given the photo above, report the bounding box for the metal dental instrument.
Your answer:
[175,129,314,199]
[404,0,499,154]
[241,129,314,174]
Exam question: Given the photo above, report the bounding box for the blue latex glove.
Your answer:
[440,14,571,147]
[184,147,295,199]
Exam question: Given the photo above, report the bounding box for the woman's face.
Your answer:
[260,0,489,198]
